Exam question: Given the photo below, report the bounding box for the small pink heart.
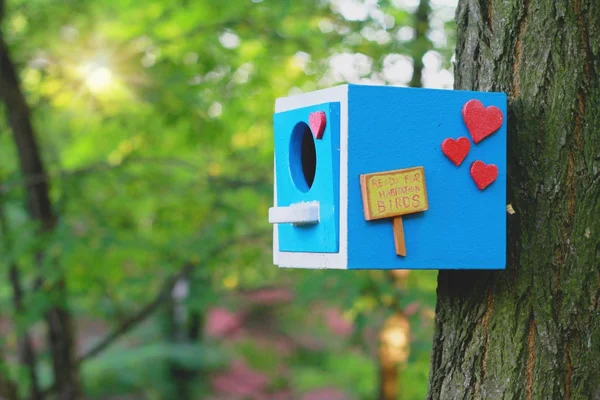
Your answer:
[470,161,498,190]
[309,111,326,140]
[462,99,503,144]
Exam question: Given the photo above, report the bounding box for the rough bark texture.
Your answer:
[427,1,600,399]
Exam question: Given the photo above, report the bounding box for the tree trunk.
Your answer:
[1,198,42,400]
[0,351,19,400]
[427,1,600,399]
[378,307,410,400]
[0,375,19,400]
[409,0,431,88]
[0,13,81,399]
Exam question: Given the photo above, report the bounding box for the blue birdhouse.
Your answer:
[268,84,507,270]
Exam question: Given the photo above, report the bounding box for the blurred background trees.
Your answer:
[0,0,456,398]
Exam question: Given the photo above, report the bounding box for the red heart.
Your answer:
[441,137,470,166]
[462,99,503,144]
[470,161,498,190]
[309,111,326,140]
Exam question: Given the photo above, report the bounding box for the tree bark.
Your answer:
[0,12,81,399]
[427,1,600,399]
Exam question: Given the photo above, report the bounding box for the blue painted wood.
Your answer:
[346,85,506,269]
[273,102,340,253]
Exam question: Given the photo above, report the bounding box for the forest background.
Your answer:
[0,0,457,399]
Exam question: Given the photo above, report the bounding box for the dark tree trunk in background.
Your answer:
[378,294,410,400]
[0,370,19,400]
[165,276,203,400]
[409,0,431,88]
[428,1,600,399]
[0,2,81,397]
[1,200,42,400]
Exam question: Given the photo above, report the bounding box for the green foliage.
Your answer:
[0,0,456,398]
[292,351,377,399]
[83,342,226,396]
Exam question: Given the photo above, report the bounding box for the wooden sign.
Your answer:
[360,167,428,256]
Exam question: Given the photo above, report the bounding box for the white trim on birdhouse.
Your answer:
[273,85,348,269]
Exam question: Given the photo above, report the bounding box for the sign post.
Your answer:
[359,167,429,256]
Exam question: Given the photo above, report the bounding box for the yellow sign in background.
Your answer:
[360,167,428,221]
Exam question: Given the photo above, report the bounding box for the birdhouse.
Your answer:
[268,85,507,270]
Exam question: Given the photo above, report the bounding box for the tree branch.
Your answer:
[40,228,268,397]
[77,231,267,364]
[76,263,194,365]
[153,16,250,47]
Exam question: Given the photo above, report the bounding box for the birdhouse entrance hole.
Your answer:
[289,122,316,192]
